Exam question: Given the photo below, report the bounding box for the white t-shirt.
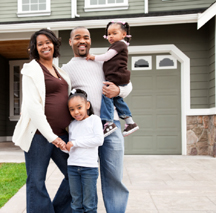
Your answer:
[67,115,104,168]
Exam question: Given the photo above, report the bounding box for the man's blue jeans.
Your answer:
[68,166,98,213]
[24,134,71,213]
[100,94,132,122]
[99,120,129,213]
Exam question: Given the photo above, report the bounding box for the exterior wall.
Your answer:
[187,115,216,157]
[149,0,215,12]
[0,0,71,23]
[209,18,215,107]
[0,0,215,24]
[0,55,9,136]
[77,0,145,17]
[60,22,213,109]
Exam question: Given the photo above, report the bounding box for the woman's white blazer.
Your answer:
[12,59,71,152]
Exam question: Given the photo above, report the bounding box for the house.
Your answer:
[0,0,216,156]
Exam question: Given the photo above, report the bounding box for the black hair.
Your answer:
[70,26,89,38]
[28,28,61,60]
[68,89,94,119]
[105,21,131,43]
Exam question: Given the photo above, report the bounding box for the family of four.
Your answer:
[12,21,139,213]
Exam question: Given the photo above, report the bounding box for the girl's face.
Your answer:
[68,96,90,121]
[36,34,54,61]
[107,23,126,45]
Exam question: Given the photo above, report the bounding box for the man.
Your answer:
[62,26,131,213]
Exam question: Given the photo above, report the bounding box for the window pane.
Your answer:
[22,5,29,11]
[13,66,20,116]
[90,0,97,5]
[31,4,38,10]
[117,0,124,2]
[22,0,29,4]
[39,0,46,3]
[98,0,105,5]
[31,0,38,3]
[39,3,46,10]
[108,0,115,3]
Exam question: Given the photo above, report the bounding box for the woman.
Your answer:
[12,29,72,213]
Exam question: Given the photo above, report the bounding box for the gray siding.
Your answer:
[77,0,145,17]
[1,0,215,23]
[0,0,71,23]
[209,18,215,107]
[149,0,215,12]
[60,22,213,109]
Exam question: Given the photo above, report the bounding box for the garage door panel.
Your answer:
[156,75,180,90]
[129,135,156,154]
[131,95,153,109]
[133,114,154,129]
[156,135,181,150]
[156,95,180,109]
[156,114,180,129]
[132,76,154,90]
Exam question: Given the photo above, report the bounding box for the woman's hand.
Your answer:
[66,141,73,151]
[52,137,67,150]
[102,81,120,98]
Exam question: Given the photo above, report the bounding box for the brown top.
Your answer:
[36,62,71,136]
[103,40,130,85]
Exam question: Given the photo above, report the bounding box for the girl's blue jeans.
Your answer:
[100,94,132,122]
[24,134,71,213]
[68,166,98,213]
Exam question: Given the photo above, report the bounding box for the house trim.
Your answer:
[90,44,190,155]
[198,1,216,29]
[0,13,198,33]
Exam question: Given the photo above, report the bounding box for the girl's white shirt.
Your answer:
[66,114,104,168]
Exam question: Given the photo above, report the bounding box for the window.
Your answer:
[17,0,51,17]
[156,55,177,69]
[9,60,28,121]
[84,0,128,12]
[131,56,152,70]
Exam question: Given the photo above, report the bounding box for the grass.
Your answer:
[0,163,26,208]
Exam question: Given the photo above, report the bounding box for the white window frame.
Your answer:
[84,0,128,12]
[17,0,51,17]
[131,56,152,70]
[9,60,28,121]
[156,55,177,69]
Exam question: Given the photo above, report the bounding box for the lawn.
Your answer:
[0,163,26,208]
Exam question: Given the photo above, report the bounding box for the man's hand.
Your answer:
[52,137,67,150]
[102,81,120,98]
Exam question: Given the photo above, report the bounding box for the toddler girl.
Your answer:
[87,21,139,137]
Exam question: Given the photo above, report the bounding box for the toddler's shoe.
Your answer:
[123,123,139,137]
[104,122,118,137]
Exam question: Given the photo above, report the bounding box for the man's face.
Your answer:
[69,28,91,57]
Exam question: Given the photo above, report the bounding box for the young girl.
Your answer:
[65,89,104,213]
[86,21,139,137]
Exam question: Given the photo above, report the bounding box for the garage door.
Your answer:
[123,54,181,155]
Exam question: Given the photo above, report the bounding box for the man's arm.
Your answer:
[103,81,132,99]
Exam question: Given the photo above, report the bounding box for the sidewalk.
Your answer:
[1,142,216,212]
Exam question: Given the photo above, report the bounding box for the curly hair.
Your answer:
[105,21,131,43]
[28,28,61,60]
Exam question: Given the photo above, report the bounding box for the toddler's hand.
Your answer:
[86,54,95,61]
[66,141,73,151]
